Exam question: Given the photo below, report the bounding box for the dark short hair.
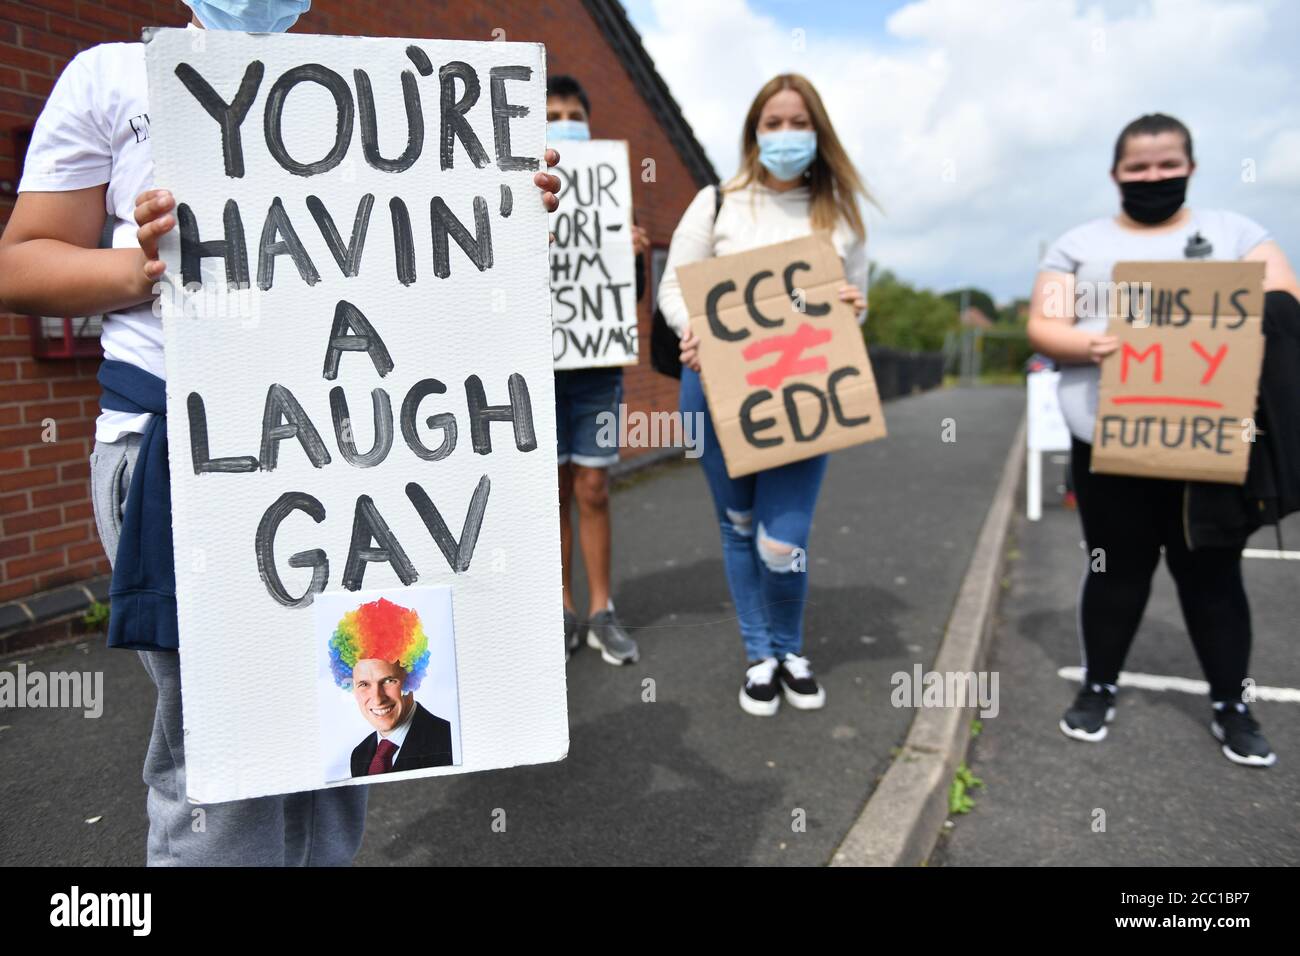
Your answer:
[1112,113,1194,171]
[546,74,591,118]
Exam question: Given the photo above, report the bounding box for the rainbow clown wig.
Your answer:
[329,598,431,692]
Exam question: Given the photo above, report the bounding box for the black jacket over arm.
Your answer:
[1188,290,1300,548]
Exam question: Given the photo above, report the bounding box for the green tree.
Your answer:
[941,287,998,323]
[999,297,1031,326]
[866,267,961,352]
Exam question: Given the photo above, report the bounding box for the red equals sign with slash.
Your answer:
[742,322,833,389]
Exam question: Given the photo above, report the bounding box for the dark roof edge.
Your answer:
[579,0,720,189]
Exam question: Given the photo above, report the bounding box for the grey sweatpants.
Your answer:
[91,434,368,866]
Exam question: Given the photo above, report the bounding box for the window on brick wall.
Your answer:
[30,315,105,359]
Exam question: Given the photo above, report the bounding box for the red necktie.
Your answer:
[368,738,398,775]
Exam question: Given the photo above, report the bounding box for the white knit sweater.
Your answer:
[656,180,869,337]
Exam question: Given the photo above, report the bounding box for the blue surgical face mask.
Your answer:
[185,0,311,32]
[548,120,591,143]
[757,129,817,182]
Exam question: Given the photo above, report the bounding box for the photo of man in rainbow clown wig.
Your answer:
[329,597,454,777]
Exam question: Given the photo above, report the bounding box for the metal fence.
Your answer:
[868,345,946,400]
[943,327,1034,384]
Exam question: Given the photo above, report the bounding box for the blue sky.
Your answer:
[627,0,916,42]
[622,0,1300,303]
[747,0,914,35]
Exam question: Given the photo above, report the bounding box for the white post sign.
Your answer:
[1026,369,1072,520]
[549,139,638,369]
[145,28,567,803]
[1027,370,1071,452]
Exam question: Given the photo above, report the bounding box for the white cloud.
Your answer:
[634,0,1300,300]
[1259,128,1300,187]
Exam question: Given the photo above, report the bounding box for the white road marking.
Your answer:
[1058,666,1300,703]
[1243,548,1300,561]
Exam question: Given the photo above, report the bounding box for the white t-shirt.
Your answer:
[1038,208,1270,442]
[18,41,160,443]
[657,180,868,337]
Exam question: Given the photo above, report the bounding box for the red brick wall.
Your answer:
[0,343,103,603]
[0,0,702,608]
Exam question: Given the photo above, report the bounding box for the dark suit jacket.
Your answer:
[351,701,454,777]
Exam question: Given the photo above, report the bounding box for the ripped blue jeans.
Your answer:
[680,367,829,662]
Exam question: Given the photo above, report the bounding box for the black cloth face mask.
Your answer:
[1119,175,1188,224]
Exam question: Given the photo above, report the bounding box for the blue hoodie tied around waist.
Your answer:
[97,359,179,651]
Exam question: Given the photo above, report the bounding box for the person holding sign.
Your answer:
[0,2,565,864]
[1027,113,1299,766]
[546,75,651,665]
[656,75,871,716]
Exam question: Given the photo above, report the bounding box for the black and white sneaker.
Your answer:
[586,605,639,665]
[1211,703,1277,767]
[1059,682,1116,741]
[739,658,780,716]
[777,653,826,710]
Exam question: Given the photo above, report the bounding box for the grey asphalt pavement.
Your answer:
[1,385,1023,866]
[932,474,1300,867]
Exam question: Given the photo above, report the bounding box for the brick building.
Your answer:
[0,0,716,650]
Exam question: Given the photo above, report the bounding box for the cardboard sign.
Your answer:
[1092,261,1265,484]
[549,139,637,369]
[145,28,566,803]
[676,234,886,477]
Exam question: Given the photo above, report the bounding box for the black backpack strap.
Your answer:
[649,185,723,380]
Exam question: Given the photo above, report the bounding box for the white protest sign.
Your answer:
[145,28,566,803]
[549,139,638,369]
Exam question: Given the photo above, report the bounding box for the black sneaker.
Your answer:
[1211,704,1277,767]
[739,658,780,716]
[1059,682,1116,742]
[777,653,826,709]
[564,608,580,661]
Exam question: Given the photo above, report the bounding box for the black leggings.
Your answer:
[1070,438,1251,703]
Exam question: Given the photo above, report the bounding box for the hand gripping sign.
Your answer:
[1092,261,1265,484]
[675,235,886,478]
[145,28,566,802]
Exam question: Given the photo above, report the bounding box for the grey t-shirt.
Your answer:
[1039,208,1270,442]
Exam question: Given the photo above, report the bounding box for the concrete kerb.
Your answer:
[831,413,1028,867]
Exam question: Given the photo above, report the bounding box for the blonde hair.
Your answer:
[727,73,873,241]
